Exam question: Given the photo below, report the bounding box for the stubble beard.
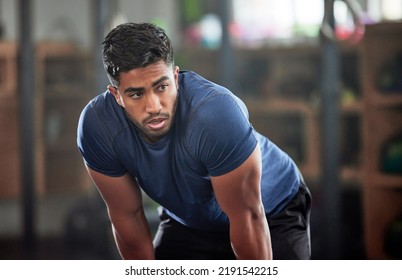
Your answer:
[124,96,178,143]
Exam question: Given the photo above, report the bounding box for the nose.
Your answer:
[145,92,163,114]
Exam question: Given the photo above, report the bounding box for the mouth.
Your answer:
[145,117,168,131]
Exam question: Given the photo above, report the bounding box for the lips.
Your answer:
[146,117,167,130]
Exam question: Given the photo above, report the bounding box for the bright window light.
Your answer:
[382,0,402,20]
[232,0,323,45]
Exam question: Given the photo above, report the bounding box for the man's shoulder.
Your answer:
[180,70,228,94]
[77,91,129,177]
[79,91,129,139]
[179,71,239,113]
[87,91,119,114]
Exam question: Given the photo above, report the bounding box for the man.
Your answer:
[77,22,311,260]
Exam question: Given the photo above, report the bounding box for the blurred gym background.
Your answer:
[0,0,401,260]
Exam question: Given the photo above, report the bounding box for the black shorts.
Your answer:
[153,182,311,260]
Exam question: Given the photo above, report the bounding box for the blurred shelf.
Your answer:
[365,93,402,109]
[35,42,93,195]
[0,42,20,198]
[361,21,402,259]
[245,98,316,115]
[367,173,402,190]
[341,166,362,184]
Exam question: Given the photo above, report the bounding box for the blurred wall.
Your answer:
[0,0,180,49]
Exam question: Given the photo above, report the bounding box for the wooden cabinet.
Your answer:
[35,42,93,194]
[0,42,20,198]
[245,98,321,180]
[237,46,362,186]
[360,22,402,259]
[0,42,92,198]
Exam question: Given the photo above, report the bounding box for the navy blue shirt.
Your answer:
[77,71,300,231]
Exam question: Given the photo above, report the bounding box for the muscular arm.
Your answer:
[210,144,272,260]
[85,166,154,259]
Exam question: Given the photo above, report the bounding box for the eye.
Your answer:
[156,83,168,92]
[129,91,144,99]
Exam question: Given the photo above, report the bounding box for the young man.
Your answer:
[77,22,311,260]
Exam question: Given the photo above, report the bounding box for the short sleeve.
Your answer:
[187,93,257,176]
[77,102,126,177]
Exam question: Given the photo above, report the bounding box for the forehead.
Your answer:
[118,61,174,88]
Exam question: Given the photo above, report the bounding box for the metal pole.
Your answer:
[218,0,235,91]
[18,0,36,259]
[320,0,341,259]
[93,0,112,95]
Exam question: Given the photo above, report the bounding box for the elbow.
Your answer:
[250,204,266,221]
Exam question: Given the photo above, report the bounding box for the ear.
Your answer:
[108,85,123,107]
[174,66,180,89]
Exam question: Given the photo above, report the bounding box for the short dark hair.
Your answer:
[102,22,174,86]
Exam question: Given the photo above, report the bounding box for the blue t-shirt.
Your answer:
[77,71,300,231]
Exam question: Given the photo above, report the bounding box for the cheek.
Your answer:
[167,91,178,108]
[125,107,144,124]
[121,100,142,119]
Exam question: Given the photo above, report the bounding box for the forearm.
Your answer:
[113,228,154,259]
[230,207,272,260]
[85,169,154,259]
[111,210,155,260]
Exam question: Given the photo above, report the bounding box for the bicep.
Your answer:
[85,166,143,219]
[211,144,272,259]
[188,94,257,176]
[210,144,263,219]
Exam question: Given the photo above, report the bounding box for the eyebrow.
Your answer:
[123,76,170,94]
